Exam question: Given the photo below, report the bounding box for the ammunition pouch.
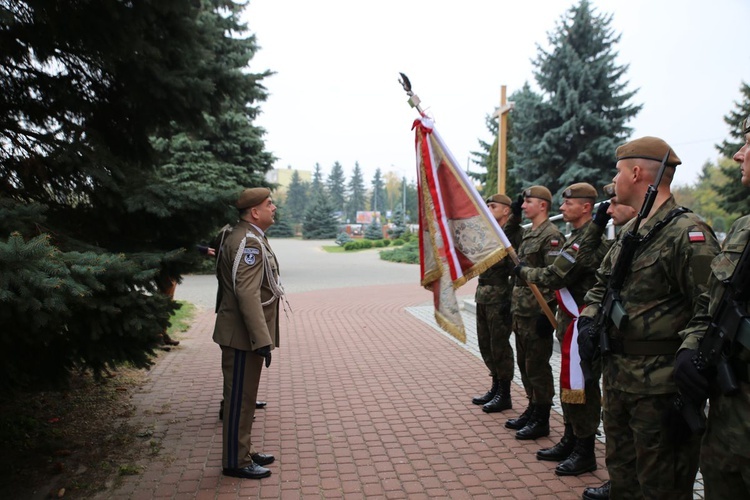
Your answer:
[609,339,682,356]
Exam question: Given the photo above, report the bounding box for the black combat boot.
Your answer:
[537,423,574,461]
[556,434,597,476]
[482,380,512,413]
[515,404,550,440]
[472,376,498,405]
[505,401,532,429]
[582,480,610,499]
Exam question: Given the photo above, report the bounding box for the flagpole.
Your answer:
[399,73,557,329]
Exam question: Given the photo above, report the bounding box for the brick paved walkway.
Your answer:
[98,281,616,499]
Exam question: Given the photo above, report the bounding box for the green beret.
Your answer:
[236,187,271,209]
[615,136,681,167]
[485,194,512,206]
[523,185,552,204]
[742,116,750,135]
[562,182,597,200]
[602,183,616,198]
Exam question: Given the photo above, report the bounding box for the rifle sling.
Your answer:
[638,207,691,246]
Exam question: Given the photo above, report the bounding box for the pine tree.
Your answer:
[286,170,310,223]
[713,81,750,215]
[346,162,367,223]
[370,168,386,212]
[302,193,338,240]
[327,161,347,218]
[470,113,523,197]
[510,0,641,201]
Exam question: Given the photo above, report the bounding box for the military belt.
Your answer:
[609,339,682,356]
[478,278,506,286]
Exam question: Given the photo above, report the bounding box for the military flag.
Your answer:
[412,116,510,342]
[556,287,586,403]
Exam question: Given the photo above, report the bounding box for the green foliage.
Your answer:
[346,162,367,223]
[713,82,750,215]
[380,240,420,264]
[335,232,353,246]
[370,168,386,211]
[343,240,374,251]
[0,0,272,388]
[364,219,382,240]
[266,203,295,238]
[388,203,407,239]
[391,239,405,246]
[285,170,310,223]
[508,0,640,202]
[327,162,347,216]
[302,193,338,240]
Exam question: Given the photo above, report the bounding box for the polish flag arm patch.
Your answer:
[688,231,705,243]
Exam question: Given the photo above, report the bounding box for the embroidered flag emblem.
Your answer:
[572,243,580,251]
[688,231,705,243]
[551,239,559,247]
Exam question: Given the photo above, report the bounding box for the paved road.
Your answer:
[175,238,421,309]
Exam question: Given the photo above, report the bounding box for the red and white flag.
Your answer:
[413,117,510,342]
[556,287,586,404]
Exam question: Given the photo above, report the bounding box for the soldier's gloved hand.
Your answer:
[592,202,611,228]
[535,313,554,338]
[673,349,709,403]
[255,345,272,368]
[577,316,600,384]
[513,261,527,278]
[511,195,523,218]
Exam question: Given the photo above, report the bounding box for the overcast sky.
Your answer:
[242,0,750,189]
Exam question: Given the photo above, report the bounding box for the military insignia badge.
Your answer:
[243,247,260,265]
[550,239,559,247]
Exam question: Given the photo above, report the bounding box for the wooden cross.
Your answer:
[492,85,514,195]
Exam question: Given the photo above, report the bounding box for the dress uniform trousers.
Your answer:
[221,346,263,469]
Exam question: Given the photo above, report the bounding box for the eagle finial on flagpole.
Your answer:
[398,72,425,116]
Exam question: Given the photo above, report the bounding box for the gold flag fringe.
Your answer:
[561,388,586,404]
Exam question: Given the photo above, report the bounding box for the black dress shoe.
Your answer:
[256,401,267,409]
[250,453,275,466]
[223,462,271,479]
[582,480,610,500]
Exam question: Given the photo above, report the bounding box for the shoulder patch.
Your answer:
[571,243,580,251]
[560,251,576,264]
[243,247,260,265]
[688,231,706,243]
[550,239,559,247]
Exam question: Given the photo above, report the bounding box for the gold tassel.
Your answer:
[561,388,586,404]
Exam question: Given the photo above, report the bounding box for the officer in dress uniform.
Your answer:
[506,185,566,440]
[214,187,283,480]
[674,117,750,499]
[577,137,720,499]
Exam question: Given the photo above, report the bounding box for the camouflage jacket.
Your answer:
[581,196,720,394]
[574,221,614,273]
[520,219,603,307]
[511,218,565,317]
[475,214,523,304]
[680,214,750,357]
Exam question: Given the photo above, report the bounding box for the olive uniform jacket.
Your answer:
[213,220,280,352]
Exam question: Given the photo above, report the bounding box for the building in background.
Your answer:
[265,166,312,200]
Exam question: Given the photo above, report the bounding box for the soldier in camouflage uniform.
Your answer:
[577,137,720,499]
[472,194,523,412]
[516,183,605,476]
[506,185,565,440]
[674,117,750,499]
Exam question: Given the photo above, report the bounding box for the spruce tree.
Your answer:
[286,170,310,223]
[302,193,338,240]
[388,204,406,239]
[510,0,641,201]
[713,81,750,215]
[265,202,295,238]
[311,163,326,194]
[346,162,367,223]
[370,168,386,212]
[0,0,272,388]
[327,161,347,217]
[364,219,383,240]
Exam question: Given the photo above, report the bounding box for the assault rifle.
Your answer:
[675,233,750,434]
[589,148,671,361]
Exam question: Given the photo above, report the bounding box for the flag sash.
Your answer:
[556,287,586,404]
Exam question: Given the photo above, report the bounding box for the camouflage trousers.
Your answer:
[604,388,700,499]
[561,365,601,438]
[476,302,514,381]
[700,381,750,499]
[513,314,554,405]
